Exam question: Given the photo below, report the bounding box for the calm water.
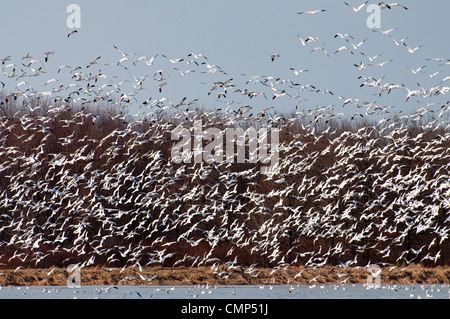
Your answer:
[0,284,449,299]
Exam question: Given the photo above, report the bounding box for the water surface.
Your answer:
[1,284,449,299]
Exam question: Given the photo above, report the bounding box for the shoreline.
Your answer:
[1,265,449,286]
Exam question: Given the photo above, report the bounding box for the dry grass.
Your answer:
[0,265,449,286]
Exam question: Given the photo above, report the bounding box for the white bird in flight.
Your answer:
[344,1,368,13]
[334,46,354,55]
[373,28,397,35]
[379,2,408,10]
[290,68,309,75]
[406,65,426,75]
[403,43,423,54]
[310,46,329,57]
[297,35,318,46]
[297,9,326,15]
[360,52,382,61]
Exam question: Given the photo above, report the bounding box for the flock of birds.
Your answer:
[0,2,449,280]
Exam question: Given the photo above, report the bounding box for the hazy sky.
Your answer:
[1,0,449,119]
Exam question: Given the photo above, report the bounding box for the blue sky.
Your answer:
[1,0,449,120]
